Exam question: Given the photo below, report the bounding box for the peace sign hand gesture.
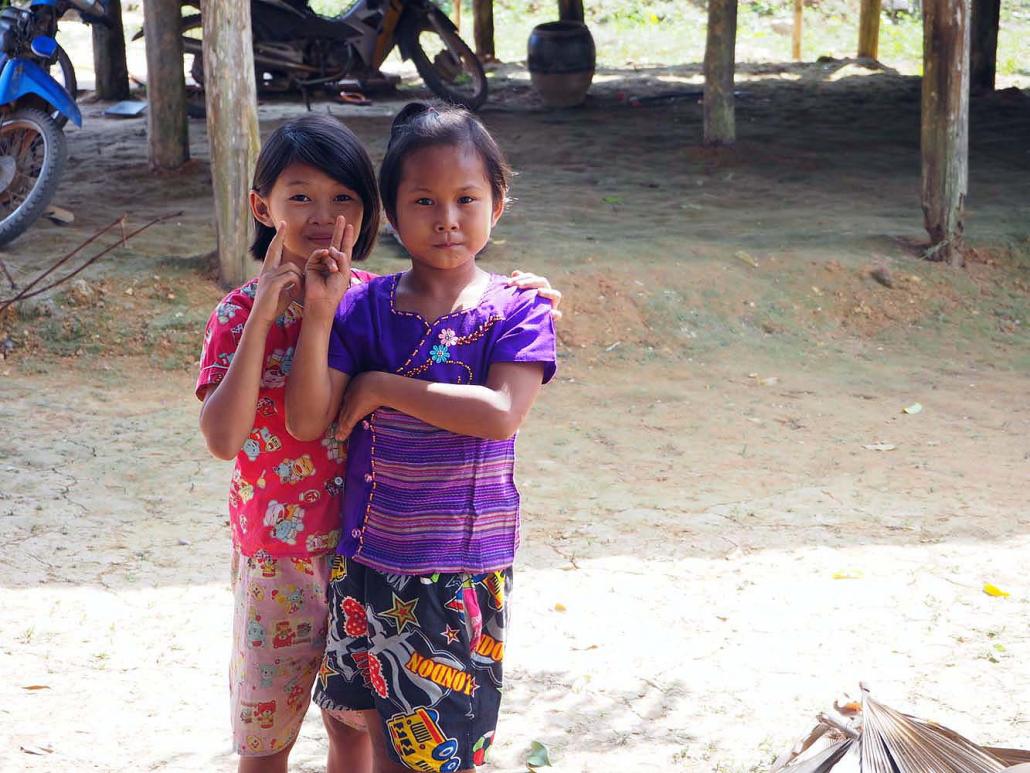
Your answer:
[303,215,355,321]
[252,221,304,327]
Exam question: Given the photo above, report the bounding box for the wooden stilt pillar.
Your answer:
[453,0,461,32]
[704,0,738,146]
[970,0,1000,92]
[792,0,803,61]
[858,0,882,59]
[91,0,130,100]
[558,0,584,23]
[473,0,495,62]
[921,0,970,265]
[142,0,188,169]
[203,0,261,286]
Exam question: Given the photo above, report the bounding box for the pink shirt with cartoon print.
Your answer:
[196,272,376,557]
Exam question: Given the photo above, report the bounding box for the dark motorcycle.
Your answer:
[0,0,108,245]
[138,0,488,110]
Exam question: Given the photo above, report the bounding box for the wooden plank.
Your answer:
[792,0,803,61]
[558,0,584,23]
[921,0,970,265]
[858,0,881,59]
[91,0,130,100]
[202,0,261,286]
[141,0,188,169]
[704,0,738,146]
[473,0,495,62]
[970,0,1001,92]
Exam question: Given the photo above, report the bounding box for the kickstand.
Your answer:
[0,257,16,291]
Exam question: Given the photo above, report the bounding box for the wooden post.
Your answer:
[453,0,461,32]
[558,0,584,23]
[970,0,1000,92]
[703,0,738,146]
[792,0,802,61]
[203,0,261,286]
[142,0,189,169]
[921,0,970,265]
[473,0,495,62]
[91,0,130,100]
[858,0,882,59]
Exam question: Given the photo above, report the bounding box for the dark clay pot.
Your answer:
[527,21,596,108]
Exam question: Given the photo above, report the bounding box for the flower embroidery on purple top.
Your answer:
[438,328,458,346]
[430,344,451,364]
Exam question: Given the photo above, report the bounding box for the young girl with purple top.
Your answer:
[285,103,557,772]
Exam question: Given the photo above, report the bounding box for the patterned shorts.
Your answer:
[230,548,365,757]
[314,556,512,772]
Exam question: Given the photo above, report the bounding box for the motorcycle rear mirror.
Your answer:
[30,34,58,59]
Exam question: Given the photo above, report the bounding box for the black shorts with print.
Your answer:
[314,556,511,772]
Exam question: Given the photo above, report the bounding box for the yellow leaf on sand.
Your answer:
[983,583,1010,598]
[832,570,864,580]
[554,602,567,612]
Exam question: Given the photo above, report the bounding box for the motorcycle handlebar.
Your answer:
[65,0,112,27]
[66,0,102,12]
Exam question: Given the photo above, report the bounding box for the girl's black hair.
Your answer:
[250,114,380,261]
[379,102,512,223]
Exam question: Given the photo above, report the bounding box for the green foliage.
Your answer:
[297,0,1029,82]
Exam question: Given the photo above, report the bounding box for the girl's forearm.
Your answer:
[199,316,273,459]
[371,372,525,440]
[284,314,338,440]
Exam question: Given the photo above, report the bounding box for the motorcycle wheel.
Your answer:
[0,107,67,246]
[404,11,487,110]
[180,14,206,86]
[49,45,78,129]
[178,14,289,96]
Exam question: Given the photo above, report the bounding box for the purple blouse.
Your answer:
[328,272,557,575]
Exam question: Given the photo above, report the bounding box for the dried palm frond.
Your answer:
[771,684,1030,773]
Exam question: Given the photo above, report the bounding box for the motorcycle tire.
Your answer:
[180,14,206,86]
[177,15,284,96]
[50,45,78,129]
[403,10,487,110]
[0,107,67,246]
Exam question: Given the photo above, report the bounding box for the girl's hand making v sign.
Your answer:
[251,221,305,326]
[303,215,357,320]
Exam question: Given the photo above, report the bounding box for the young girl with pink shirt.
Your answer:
[197,113,560,773]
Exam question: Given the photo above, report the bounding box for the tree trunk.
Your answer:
[921,0,970,266]
[473,0,495,62]
[704,0,738,146]
[142,0,189,169]
[792,0,803,61]
[858,0,882,59]
[970,0,1000,92]
[202,0,261,286]
[558,0,584,23]
[91,0,130,100]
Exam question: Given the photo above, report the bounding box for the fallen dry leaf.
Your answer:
[983,583,1011,598]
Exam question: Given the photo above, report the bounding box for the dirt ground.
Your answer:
[1,59,1029,772]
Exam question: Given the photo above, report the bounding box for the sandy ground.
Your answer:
[1,46,1029,773]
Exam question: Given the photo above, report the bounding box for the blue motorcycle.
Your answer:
[0,0,107,245]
